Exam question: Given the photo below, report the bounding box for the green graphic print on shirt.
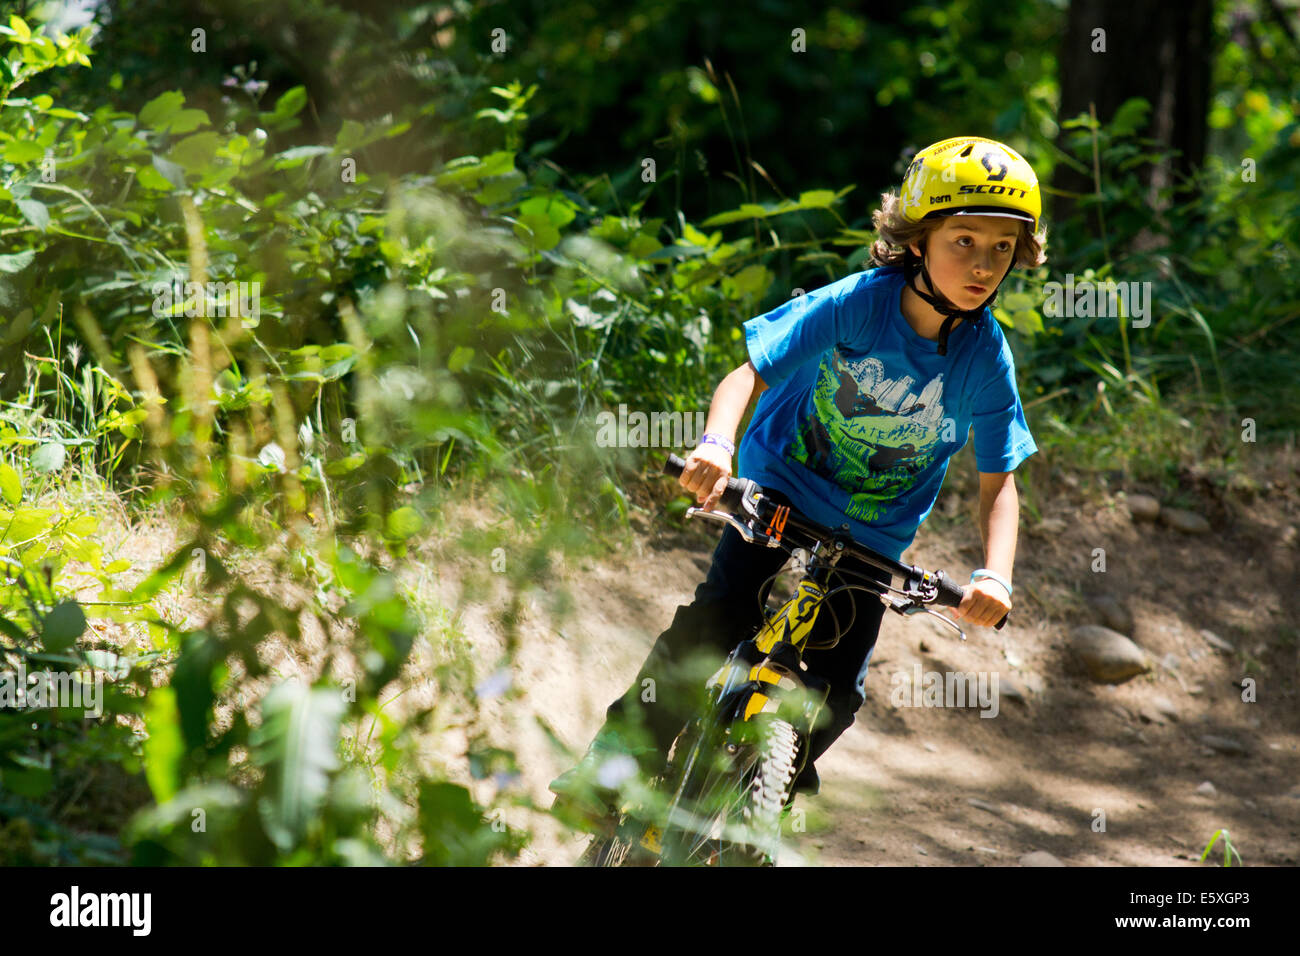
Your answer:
[786,348,948,523]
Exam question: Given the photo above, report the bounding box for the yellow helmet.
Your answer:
[898,136,1040,230]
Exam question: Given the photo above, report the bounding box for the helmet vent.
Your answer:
[959,144,974,158]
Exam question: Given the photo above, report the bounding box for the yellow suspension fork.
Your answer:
[739,578,827,721]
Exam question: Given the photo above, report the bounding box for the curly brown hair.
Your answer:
[868,190,1047,269]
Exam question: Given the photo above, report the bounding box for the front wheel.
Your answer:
[659,715,801,866]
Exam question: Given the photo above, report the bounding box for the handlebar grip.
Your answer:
[932,569,966,608]
[664,454,751,512]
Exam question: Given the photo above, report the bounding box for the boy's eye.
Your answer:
[955,236,1014,253]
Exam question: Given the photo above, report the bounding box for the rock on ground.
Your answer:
[1125,494,1161,522]
[1160,508,1211,534]
[1070,625,1152,683]
[1020,850,1066,866]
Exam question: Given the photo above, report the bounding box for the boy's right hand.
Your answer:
[680,442,733,512]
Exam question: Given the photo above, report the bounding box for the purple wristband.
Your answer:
[700,432,735,456]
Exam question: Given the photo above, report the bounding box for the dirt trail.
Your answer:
[427,449,1300,867]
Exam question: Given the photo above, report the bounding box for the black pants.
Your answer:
[602,490,892,794]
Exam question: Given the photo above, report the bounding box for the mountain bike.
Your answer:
[578,454,1008,867]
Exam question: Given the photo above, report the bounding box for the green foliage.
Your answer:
[0,557,157,865]
[1005,77,1300,484]
[446,0,1062,227]
[1199,827,1243,866]
[0,11,534,866]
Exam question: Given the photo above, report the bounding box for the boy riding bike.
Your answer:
[551,135,1047,836]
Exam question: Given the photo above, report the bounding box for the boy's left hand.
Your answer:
[950,580,1011,627]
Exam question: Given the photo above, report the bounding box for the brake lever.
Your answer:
[881,594,968,642]
[684,507,779,548]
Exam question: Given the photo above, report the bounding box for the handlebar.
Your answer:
[664,453,756,514]
[664,453,1007,630]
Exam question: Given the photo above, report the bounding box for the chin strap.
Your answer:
[902,246,1003,356]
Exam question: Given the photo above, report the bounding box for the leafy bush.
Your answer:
[2,13,535,865]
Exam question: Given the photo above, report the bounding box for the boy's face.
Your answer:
[909,215,1020,309]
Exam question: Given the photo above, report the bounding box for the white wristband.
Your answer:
[970,569,1012,599]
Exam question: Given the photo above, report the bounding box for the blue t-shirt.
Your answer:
[739,266,1037,563]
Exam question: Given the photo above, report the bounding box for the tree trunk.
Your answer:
[1053,0,1214,233]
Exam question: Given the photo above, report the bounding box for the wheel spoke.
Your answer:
[670,731,762,863]
[656,716,800,866]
